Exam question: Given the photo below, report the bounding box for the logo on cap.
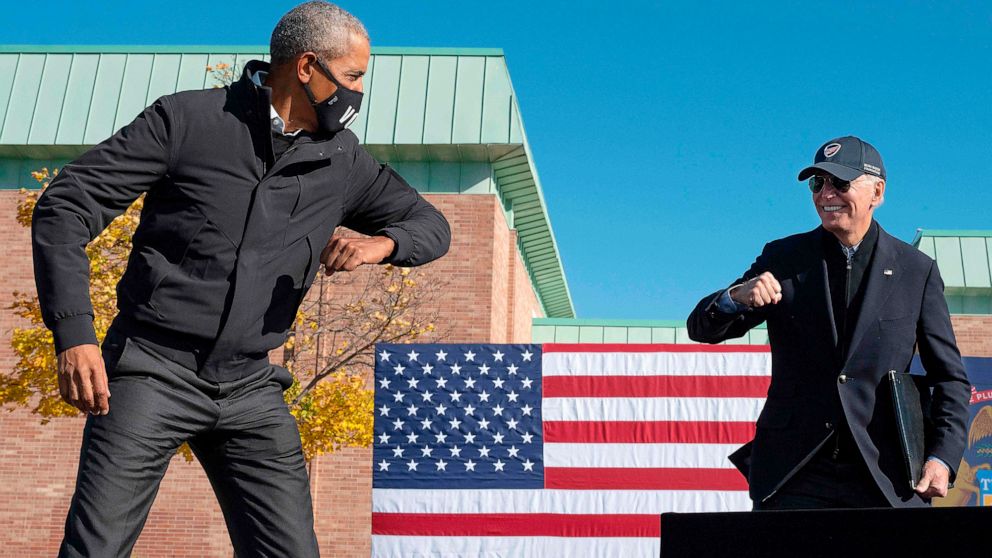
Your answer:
[823,143,842,158]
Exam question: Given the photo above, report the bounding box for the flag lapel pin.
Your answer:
[883,269,893,276]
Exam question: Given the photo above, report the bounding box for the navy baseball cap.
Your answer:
[797,136,886,182]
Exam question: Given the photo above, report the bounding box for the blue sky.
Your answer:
[6,1,991,320]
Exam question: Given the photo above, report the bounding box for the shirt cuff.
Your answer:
[926,455,951,473]
[376,226,413,264]
[51,314,98,354]
[714,288,748,314]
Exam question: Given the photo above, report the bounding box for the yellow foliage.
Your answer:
[285,372,374,461]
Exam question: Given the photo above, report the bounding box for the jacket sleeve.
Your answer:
[31,97,174,353]
[916,260,971,480]
[686,244,773,343]
[342,146,451,267]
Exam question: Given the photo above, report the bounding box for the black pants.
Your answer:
[753,437,891,510]
[59,330,320,557]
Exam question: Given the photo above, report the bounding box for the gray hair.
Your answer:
[270,1,369,65]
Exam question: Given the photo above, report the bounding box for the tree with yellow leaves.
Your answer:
[1,168,445,461]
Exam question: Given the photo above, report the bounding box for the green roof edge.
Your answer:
[0,45,504,56]
[913,229,992,246]
[501,55,575,319]
[533,317,767,329]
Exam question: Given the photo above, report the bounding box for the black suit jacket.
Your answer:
[687,223,970,507]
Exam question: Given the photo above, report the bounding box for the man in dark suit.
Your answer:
[687,136,970,509]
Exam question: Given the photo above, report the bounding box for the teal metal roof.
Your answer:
[0,45,573,318]
[913,229,992,315]
[532,318,769,345]
[913,229,992,290]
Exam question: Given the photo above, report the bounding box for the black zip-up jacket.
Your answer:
[32,61,450,381]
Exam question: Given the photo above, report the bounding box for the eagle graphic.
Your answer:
[941,405,992,507]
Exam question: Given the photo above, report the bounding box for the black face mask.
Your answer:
[302,57,363,134]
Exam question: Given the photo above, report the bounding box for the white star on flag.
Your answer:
[435,459,447,471]
[407,350,419,362]
[422,363,433,375]
[435,404,447,415]
[420,418,432,429]
[451,363,462,375]
[421,446,433,457]
[522,459,534,471]
[407,460,418,471]
[379,377,391,389]
[449,417,462,430]
[378,405,390,416]
[478,418,491,430]
[435,350,447,361]
[493,432,505,444]
[507,390,519,402]
[392,392,404,402]
[378,433,389,444]
[406,405,418,416]
[521,432,534,443]
[406,432,419,444]
[465,350,476,362]
[379,350,390,362]
[479,364,490,375]
[521,350,533,361]
[436,377,448,388]
[507,363,518,375]
[465,460,476,472]
[406,377,419,389]
[464,433,476,444]
[508,446,520,458]
[393,363,405,375]
[507,418,520,430]
[521,377,533,389]
[464,377,476,388]
[421,391,433,402]
[391,418,403,430]
[463,404,476,416]
[449,390,461,402]
[449,446,461,457]
[378,460,390,471]
[479,391,490,402]
[479,446,491,458]
[492,404,505,416]
[434,432,448,444]
[493,350,504,361]
[493,377,505,389]
[521,404,533,416]
[494,459,506,472]
[392,447,404,457]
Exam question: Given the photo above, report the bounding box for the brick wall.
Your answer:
[0,190,545,557]
[951,315,992,357]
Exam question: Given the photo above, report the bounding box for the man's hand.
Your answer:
[730,272,782,308]
[915,459,951,499]
[320,235,396,275]
[57,344,110,415]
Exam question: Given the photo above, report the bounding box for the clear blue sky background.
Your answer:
[5,1,991,320]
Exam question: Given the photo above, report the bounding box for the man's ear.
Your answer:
[296,52,318,84]
[871,179,886,208]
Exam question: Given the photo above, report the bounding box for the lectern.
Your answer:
[660,507,989,557]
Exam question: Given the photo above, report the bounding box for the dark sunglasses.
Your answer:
[808,175,852,194]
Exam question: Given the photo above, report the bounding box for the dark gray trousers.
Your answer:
[59,331,320,557]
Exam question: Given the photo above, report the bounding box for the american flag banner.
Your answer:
[371,343,772,557]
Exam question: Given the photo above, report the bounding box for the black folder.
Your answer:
[888,370,925,489]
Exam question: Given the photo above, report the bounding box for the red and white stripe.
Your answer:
[372,343,771,557]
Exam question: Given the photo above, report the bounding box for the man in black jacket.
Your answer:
[687,136,969,509]
[32,2,450,556]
